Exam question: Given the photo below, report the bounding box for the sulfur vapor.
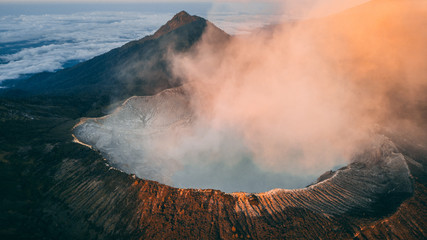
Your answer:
[170,0,427,175]
[75,0,427,192]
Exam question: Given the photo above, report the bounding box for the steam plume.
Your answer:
[170,0,427,174]
[76,0,427,192]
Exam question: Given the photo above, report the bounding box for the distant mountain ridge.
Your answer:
[5,11,229,101]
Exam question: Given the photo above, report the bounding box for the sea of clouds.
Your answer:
[0,2,284,83]
[0,11,174,82]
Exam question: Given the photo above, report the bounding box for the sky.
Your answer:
[4,0,238,2]
[5,0,201,2]
[0,0,368,8]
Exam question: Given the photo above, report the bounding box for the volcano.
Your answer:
[1,4,427,240]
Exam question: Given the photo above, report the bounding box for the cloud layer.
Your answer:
[0,11,174,82]
[0,3,284,82]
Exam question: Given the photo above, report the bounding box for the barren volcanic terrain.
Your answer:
[1,1,427,239]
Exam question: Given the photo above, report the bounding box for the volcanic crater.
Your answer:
[65,6,427,239]
[2,4,425,239]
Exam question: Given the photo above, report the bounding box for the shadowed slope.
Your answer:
[7,11,229,100]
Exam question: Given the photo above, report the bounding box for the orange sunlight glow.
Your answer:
[170,0,427,173]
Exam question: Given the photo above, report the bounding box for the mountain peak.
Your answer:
[175,10,192,19]
[152,11,203,38]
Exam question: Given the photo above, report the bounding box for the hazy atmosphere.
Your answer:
[71,0,426,192]
[172,0,427,173]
